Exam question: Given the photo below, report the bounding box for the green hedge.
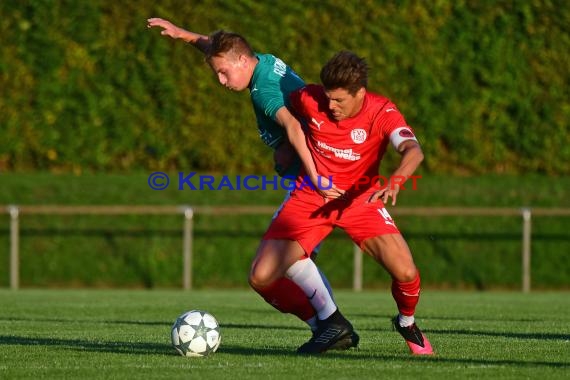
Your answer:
[1,0,569,174]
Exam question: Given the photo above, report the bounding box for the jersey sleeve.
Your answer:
[251,75,287,121]
[377,104,418,150]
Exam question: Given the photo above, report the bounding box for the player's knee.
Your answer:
[250,240,292,289]
[248,272,263,290]
[248,267,274,290]
[398,266,418,283]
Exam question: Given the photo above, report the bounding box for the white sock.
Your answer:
[318,267,335,301]
[286,258,337,320]
[399,314,415,327]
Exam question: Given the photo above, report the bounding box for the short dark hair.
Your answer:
[320,51,368,95]
[205,30,255,62]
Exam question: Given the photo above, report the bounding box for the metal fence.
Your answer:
[4,205,570,292]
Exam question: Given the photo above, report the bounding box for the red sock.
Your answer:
[254,277,316,321]
[391,271,421,316]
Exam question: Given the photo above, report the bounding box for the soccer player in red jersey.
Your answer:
[253,51,433,355]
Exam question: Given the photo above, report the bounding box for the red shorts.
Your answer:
[263,186,401,254]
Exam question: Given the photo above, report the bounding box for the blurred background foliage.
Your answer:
[1,0,569,175]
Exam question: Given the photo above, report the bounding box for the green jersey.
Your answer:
[249,53,305,177]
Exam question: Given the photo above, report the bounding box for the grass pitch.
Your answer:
[0,289,568,379]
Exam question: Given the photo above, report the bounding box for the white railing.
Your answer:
[4,205,570,292]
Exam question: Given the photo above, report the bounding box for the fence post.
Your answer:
[521,208,532,293]
[9,205,20,290]
[353,243,362,292]
[183,207,194,290]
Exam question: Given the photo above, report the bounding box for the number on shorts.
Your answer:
[377,207,395,226]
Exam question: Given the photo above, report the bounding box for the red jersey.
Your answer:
[290,84,416,191]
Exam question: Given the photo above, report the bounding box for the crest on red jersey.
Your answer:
[350,129,367,144]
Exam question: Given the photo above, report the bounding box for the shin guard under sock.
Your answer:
[391,271,421,317]
[255,277,316,322]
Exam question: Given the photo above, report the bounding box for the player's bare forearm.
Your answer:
[391,140,424,185]
[147,17,210,54]
[369,140,424,205]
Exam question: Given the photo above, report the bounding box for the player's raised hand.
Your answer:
[147,18,183,39]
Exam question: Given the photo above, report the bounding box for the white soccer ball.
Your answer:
[171,310,221,357]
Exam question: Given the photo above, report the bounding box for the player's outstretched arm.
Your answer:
[147,17,210,54]
[275,107,344,199]
[369,140,424,205]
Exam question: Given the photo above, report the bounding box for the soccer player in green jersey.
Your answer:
[148,18,358,352]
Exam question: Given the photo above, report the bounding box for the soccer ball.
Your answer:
[171,310,221,357]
